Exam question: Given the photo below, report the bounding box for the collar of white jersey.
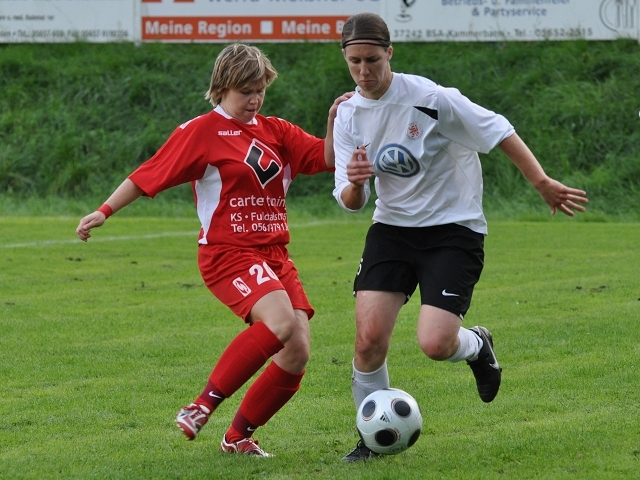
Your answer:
[214,105,258,125]
[355,73,397,104]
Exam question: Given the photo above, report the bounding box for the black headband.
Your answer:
[341,38,391,49]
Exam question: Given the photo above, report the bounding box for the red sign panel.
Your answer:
[141,16,348,42]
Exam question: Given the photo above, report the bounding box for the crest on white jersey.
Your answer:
[374,144,420,177]
[406,122,423,140]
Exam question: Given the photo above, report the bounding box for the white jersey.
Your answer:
[333,73,515,235]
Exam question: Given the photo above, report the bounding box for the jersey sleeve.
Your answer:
[269,117,328,178]
[436,85,515,154]
[129,117,211,197]
[332,106,371,212]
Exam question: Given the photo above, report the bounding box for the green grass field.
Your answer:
[1,213,639,479]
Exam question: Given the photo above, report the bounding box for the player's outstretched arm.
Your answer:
[76,179,144,242]
[498,133,588,216]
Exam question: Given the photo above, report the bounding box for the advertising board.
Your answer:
[0,0,135,43]
[385,0,637,42]
[0,0,637,42]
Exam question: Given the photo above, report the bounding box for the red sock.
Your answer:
[195,381,225,412]
[225,361,304,442]
[208,322,284,400]
[224,423,255,444]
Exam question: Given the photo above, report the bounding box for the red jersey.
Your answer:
[129,106,328,247]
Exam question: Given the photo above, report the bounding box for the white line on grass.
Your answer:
[1,220,360,249]
[1,232,196,249]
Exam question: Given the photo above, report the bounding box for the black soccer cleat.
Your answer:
[341,440,381,462]
[467,326,502,403]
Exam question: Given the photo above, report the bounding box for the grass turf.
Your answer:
[0,215,638,479]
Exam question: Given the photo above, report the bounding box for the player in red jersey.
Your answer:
[76,43,352,457]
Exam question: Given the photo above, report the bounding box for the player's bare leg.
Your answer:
[343,290,404,462]
[417,305,501,402]
[416,305,462,360]
[271,309,310,374]
[353,290,405,373]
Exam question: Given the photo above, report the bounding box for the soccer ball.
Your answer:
[356,388,423,455]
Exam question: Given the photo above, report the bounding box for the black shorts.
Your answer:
[353,222,485,318]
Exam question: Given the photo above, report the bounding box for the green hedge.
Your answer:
[1,40,639,214]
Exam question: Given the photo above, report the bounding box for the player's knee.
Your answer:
[418,337,453,361]
[279,344,309,371]
[280,312,299,341]
[290,342,310,366]
[274,324,310,372]
[354,337,388,364]
[260,309,298,344]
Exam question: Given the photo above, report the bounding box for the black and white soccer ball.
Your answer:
[356,388,423,455]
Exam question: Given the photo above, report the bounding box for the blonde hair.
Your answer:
[205,43,278,106]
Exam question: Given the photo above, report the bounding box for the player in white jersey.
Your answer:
[76,43,352,457]
[333,13,589,462]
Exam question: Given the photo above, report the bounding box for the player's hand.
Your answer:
[535,177,588,216]
[346,144,374,187]
[328,91,355,121]
[76,211,107,242]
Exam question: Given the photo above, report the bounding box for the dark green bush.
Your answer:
[1,40,639,214]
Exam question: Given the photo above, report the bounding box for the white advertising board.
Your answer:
[0,0,637,42]
[0,0,134,43]
[385,0,638,42]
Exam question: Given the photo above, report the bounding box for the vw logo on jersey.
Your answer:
[374,144,420,177]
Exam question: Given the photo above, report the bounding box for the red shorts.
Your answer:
[198,243,314,322]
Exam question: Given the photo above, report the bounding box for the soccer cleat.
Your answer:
[341,440,381,462]
[220,435,273,457]
[467,326,502,403]
[175,403,211,440]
